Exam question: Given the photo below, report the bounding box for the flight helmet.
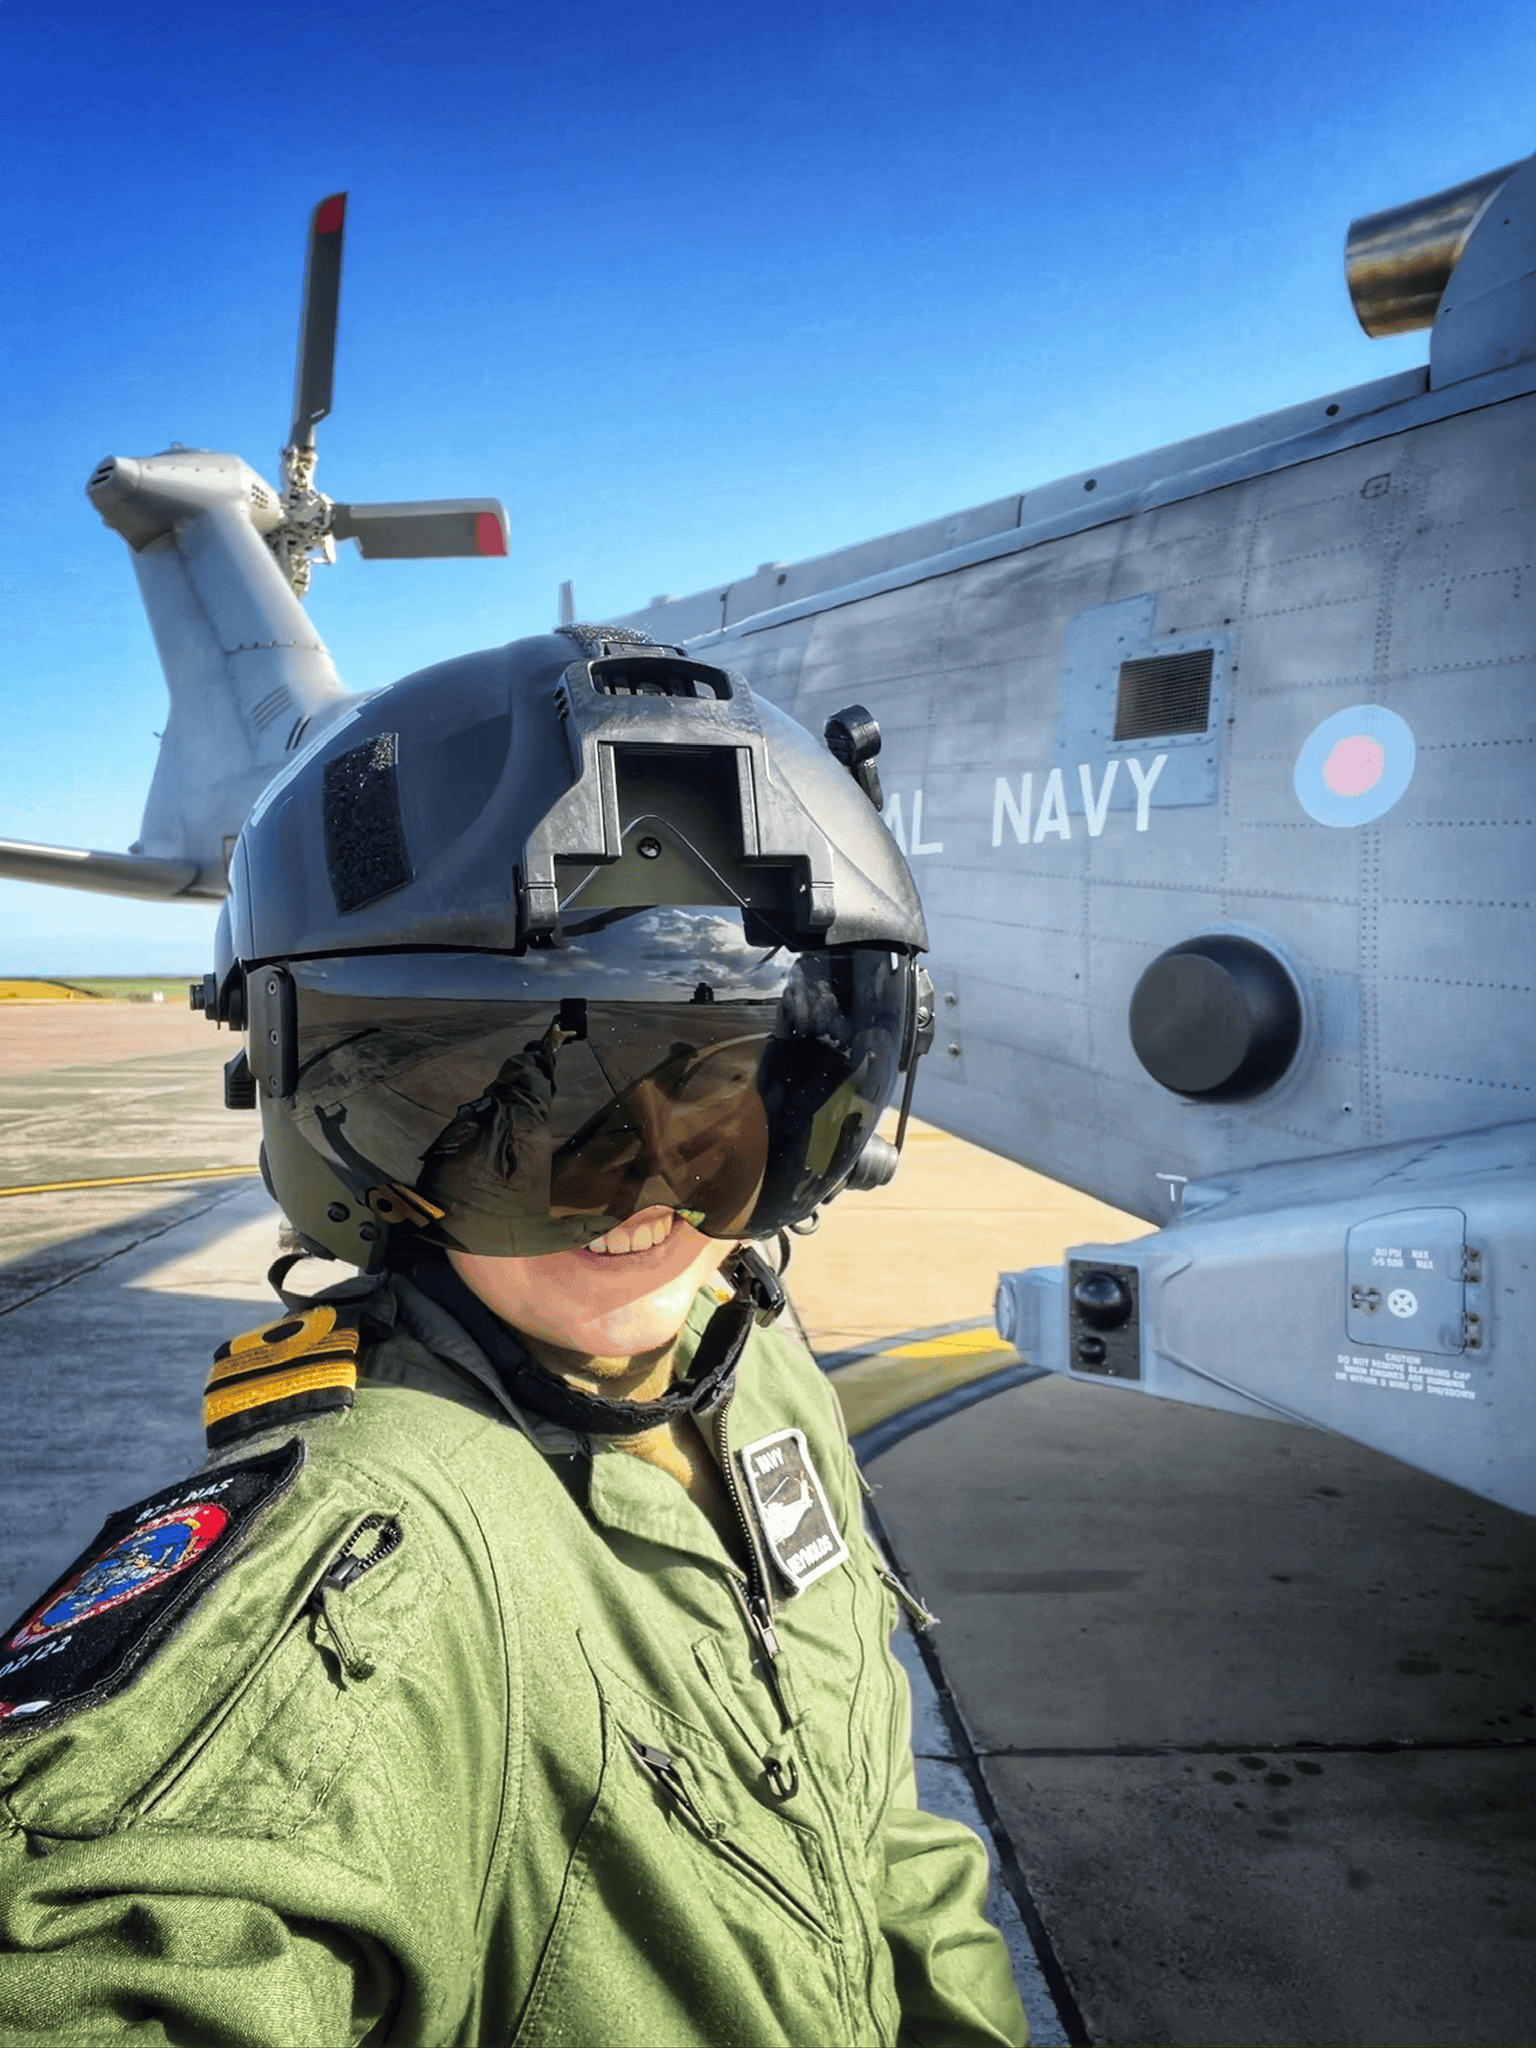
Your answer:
[201,627,932,1276]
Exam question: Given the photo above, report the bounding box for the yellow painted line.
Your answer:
[0,1165,261,1198]
[886,1327,1003,1360]
[831,1342,1020,1438]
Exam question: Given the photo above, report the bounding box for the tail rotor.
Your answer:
[270,193,509,596]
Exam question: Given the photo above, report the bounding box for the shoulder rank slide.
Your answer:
[205,1304,360,1449]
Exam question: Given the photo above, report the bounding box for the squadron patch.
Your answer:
[0,1441,303,1733]
[737,1428,851,1595]
[9,1502,230,1646]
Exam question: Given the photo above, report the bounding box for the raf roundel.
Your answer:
[1293,705,1417,827]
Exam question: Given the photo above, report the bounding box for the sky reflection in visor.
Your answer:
[288,909,909,1256]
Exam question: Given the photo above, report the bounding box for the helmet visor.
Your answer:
[280,909,911,1256]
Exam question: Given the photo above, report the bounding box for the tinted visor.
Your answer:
[282,909,911,1256]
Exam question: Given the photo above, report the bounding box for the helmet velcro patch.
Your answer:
[205,1305,360,1449]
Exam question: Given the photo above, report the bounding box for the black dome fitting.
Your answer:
[1072,1269,1133,1331]
[1129,934,1302,1102]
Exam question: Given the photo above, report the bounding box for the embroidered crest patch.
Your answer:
[0,1440,303,1733]
[737,1428,851,1595]
[10,1502,231,1646]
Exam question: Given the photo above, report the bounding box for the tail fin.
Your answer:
[86,450,355,895]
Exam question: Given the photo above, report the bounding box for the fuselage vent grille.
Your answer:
[1113,649,1214,740]
[249,686,293,733]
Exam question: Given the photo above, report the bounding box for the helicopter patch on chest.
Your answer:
[737,1428,850,1594]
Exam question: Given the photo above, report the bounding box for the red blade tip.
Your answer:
[476,512,508,557]
[315,195,346,236]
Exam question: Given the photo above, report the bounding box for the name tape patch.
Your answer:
[737,1428,850,1595]
[0,1441,303,1733]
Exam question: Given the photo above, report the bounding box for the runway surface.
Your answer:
[2,1002,1533,2044]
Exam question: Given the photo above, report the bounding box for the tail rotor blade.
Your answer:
[289,193,347,450]
[330,499,509,560]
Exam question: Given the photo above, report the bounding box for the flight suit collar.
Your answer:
[364,1271,743,1576]
[369,1272,581,1452]
[582,1440,739,1576]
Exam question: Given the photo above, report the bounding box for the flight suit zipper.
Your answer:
[710,1391,780,1658]
[710,1388,800,1747]
[306,1515,403,1682]
[876,1563,938,1631]
[706,1383,886,2040]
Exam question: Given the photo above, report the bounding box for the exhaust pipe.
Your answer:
[1346,160,1520,337]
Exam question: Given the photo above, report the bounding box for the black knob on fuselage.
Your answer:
[1072,1269,1134,1331]
[1129,934,1302,1102]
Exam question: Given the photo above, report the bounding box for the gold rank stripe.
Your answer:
[204,1357,358,1430]
[209,1306,359,1382]
[205,1342,359,1394]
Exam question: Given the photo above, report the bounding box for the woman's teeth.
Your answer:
[585,1210,677,1256]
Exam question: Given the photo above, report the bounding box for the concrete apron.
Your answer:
[783,1112,1536,2046]
[869,1378,1536,2048]
[0,1180,281,1615]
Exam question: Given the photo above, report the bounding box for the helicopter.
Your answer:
[4,162,1533,1513]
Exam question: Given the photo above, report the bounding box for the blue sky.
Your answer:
[2,0,1532,973]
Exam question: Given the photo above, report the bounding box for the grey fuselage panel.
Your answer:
[619,369,1536,1225]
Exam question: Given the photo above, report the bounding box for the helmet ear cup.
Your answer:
[258,1099,387,1272]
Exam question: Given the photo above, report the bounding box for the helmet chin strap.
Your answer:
[402,1242,786,1438]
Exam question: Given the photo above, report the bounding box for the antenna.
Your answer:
[559,580,576,626]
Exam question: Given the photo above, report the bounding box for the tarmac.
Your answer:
[2,1001,1533,2044]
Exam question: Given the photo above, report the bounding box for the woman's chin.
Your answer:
[561,1275,709,1359]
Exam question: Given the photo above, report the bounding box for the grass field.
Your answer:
[0,976,195,1003]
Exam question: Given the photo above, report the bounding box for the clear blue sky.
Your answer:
[2,0,1531,973]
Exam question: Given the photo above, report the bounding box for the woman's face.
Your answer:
[448,1204,733,1363]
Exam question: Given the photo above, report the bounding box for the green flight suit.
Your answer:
[0,1274,1028,2048]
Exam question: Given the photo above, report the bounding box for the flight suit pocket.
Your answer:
[4,1498,406,1843]
[622,1733,830,1944]
[511,1641,846,2048]
[586,1644,834,1944]
[130,1506,418,1836]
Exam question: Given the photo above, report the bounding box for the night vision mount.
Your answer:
[521,644,840,939]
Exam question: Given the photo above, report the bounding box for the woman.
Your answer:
[0,629,1028,2046]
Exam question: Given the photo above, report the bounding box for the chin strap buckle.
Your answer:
[724,1243,787,1325]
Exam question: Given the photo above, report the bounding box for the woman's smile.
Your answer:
[448,1207,730,1360]
[578,1205,699,1259]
